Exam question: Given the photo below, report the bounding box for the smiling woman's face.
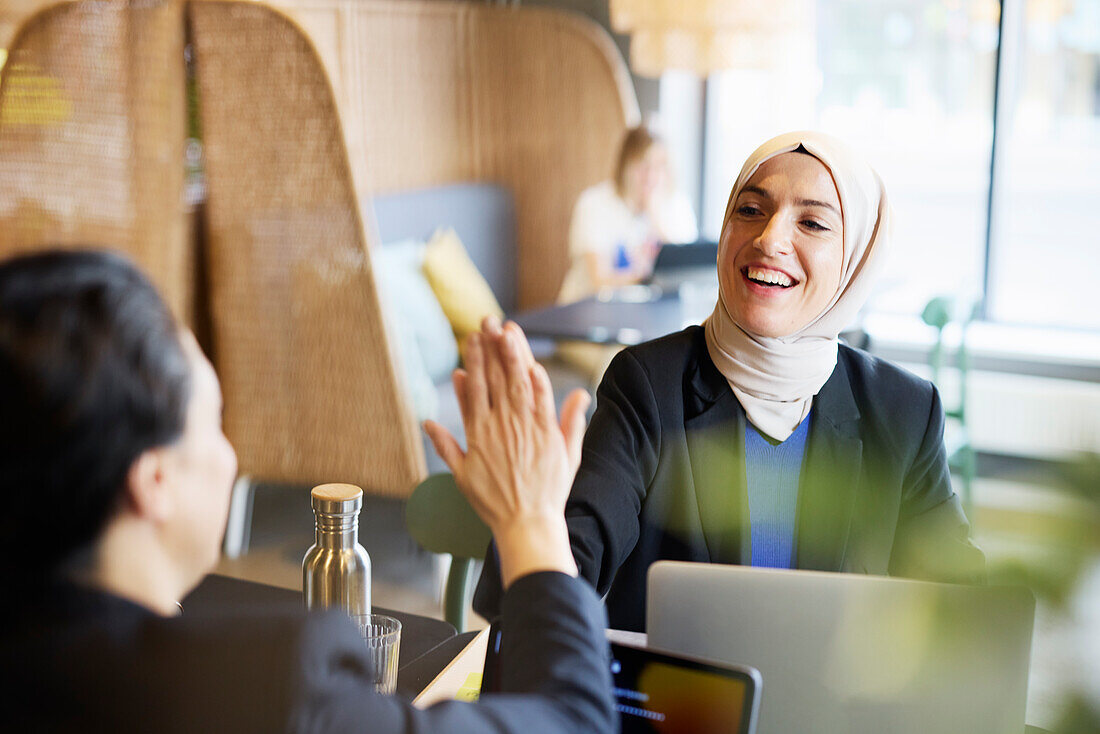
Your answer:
[718,152,844,338]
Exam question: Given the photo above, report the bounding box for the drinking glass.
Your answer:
[353,614,401,694]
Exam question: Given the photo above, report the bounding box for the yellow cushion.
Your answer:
[421,228,504,346]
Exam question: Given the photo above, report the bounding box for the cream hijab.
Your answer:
[703,131,890,441]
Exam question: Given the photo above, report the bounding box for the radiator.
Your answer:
[967,372,1100,458]
[898,364,1100,459]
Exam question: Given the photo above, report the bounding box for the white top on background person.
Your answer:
[558,126,698,303]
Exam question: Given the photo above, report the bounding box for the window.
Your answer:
[988,0,1100,329]
[689,0,1099,330]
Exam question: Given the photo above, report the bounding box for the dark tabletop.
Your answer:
[513,288,867,350]
[512,289,697,346]
[396,630,481,698]
[183,574,460,697]
[182,576,1053,725]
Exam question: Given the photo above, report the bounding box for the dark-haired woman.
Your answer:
[0,250,613,733]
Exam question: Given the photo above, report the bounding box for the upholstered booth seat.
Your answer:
[370,183,590,473]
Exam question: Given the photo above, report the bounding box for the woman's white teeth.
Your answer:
[746,267,793,287]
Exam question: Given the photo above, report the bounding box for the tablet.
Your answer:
[608,642,761,734]
[481,622,762,734]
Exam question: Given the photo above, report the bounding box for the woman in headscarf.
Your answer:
[473,131,986,631]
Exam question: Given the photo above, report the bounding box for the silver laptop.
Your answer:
[647,562,1035,734]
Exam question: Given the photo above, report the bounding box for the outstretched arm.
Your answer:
[474,345,662,621]
[424,319,589,587]
[326,318,617,734]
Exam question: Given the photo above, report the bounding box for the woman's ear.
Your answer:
[124,449,173,522]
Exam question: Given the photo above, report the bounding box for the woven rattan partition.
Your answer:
[1,0,632,497]
[0,0,193,321]
[273,0,640,308]
[188,1,426,498]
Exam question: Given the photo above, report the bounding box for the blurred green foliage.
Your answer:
[998,453,1100,734]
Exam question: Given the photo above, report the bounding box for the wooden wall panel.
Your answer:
[271,0,640,307]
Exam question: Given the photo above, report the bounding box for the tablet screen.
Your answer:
[610,642,759,734]
[481,622,760,734]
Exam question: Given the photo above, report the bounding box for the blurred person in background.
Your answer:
[0,250,614,733]
[557,124,699,382]
[558,123,698,304]
[476,131,986,632]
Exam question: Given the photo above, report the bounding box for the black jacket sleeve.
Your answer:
[888,384,986,583]
[289,572,616,734]
[474,349,660,619]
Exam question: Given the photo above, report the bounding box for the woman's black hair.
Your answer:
[0,250,191,582]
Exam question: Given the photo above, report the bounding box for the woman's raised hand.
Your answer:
[424,318,590,587]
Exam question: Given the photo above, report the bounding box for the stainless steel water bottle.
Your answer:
[302,483,371,614]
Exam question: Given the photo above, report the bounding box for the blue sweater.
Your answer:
[744,413,811,569]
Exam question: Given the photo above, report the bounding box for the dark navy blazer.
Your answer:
[476,325,985,631]
[0,573,613,733]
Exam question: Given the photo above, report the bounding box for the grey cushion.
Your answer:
[423,376,464,475]
[373,238,464,422]
[371,183,595,473]
[373,238,460,385]
[370,183,518,312]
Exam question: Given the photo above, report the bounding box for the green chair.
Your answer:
[405,473,492,631]
[921,296,978,512]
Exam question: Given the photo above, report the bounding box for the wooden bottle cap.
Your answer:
[311,483,363,514]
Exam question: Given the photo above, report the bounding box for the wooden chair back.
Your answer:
[189,0,426,497]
